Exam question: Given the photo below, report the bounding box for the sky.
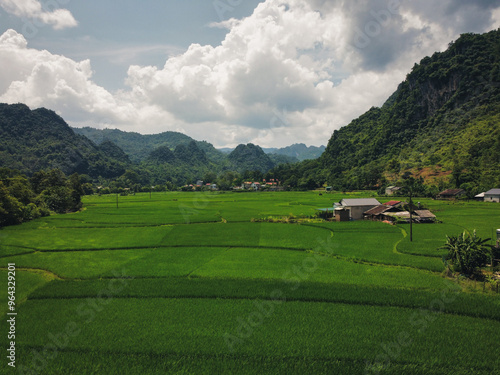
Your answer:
[0,0,499,148]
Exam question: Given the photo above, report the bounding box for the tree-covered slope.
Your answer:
[263,143,325,161]
[228,144,276,173]
[73,127,226,163]
[0,104,129,178]
[317,30,500,190]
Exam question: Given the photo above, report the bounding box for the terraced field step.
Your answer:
[12,346,496,375]
[29,278,500,322]
[7,298,500,373]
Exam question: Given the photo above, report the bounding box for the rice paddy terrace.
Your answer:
[0,192,499,374]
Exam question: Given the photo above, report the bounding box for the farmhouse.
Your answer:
[413,210,437,223]
[437,189,465,200]
[338,198,381,220]
[484,189,500,202]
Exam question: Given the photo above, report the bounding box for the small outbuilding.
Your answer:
[413,210,437,223]
[474,192,485,201]
[364,204,400,221]
[335,207,350,222]
[484,189,500,202]
[436,189,465,200]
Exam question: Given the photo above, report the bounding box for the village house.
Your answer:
[251,182,261,191]
[338,198,381,220]
[436,189,465,200]
[484,189,500,202]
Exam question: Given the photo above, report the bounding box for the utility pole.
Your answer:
[403,173,414,242]
[409,188,413,242]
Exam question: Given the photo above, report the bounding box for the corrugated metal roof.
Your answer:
[341,198,381,207]
[438,189,464,196]
[414,210,436,219]
[485,189,500,195]
[384,200,402,206]
[364,205,392,216]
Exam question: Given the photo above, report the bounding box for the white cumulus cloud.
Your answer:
[0,0,77,30]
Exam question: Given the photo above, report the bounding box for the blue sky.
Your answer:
[0,0,499,147]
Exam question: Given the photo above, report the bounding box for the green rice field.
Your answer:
[0,191,499,374]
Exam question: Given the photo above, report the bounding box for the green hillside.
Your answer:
[263,143,326,161]
[73,127,226,163]
[228,144,275,173]
[0,104,129,178]
[319,30,500,191]
[270,30,500,192]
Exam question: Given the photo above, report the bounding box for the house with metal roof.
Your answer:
[436,189,465,200]
[484,189,500,202]
[339,198,381,220]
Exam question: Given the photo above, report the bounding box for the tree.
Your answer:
[0,181,23,226]
[440,231,490,276]
[68,173,84,210]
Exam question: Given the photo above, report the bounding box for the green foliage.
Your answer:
[0,168,84,226]
[440,231,490,275]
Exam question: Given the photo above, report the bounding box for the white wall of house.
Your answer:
[485,194,500,202]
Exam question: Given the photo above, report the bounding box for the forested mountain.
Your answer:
[0,103,296,187]
[220,143,324,161]
[228,144,275,173]
[263,144,326,161]
[73,127,226,163]
[273,30,500,192]
[73,127,297,180]
[0,104,129,178]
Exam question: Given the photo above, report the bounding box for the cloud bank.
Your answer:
[0,0,499,147]
[0,0,78,30]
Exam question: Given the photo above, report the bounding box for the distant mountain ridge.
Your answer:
[262,144,325,161]
[220,143,325,161]
[73,127,225,163]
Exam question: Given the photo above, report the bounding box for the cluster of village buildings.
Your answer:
[319,188,500,223]
[318,198,437,223]
[232,179,283,191]
[183,179,284,191]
